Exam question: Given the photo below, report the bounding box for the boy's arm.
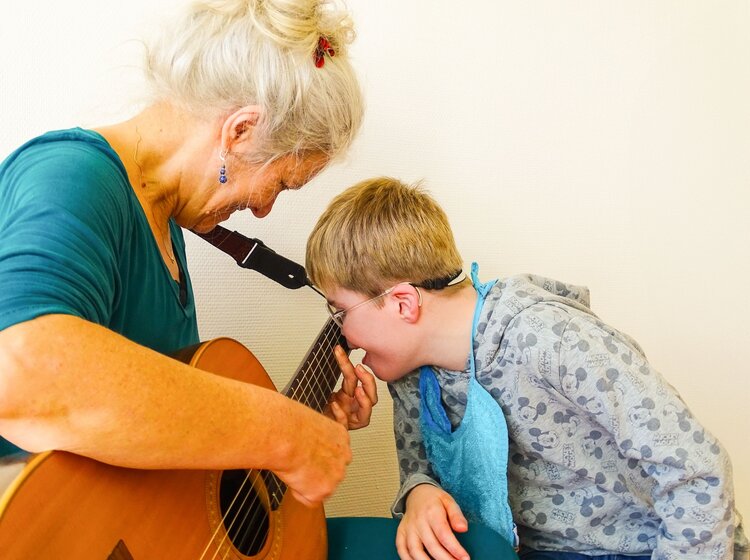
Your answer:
[559,316,737,560]
[388,375,471,560]
[388,374,441,516]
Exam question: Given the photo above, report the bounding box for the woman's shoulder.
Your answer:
[1,128,131,205]
[0,128,137,238]
[4,128,124,172]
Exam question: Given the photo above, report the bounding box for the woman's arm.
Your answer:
[0,314,351,505]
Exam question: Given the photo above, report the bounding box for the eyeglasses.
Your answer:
[315,269,464,329]
[325,284,423,328]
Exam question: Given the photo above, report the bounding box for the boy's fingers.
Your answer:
[432,496,468,559]
[406,532,433,560]
[336,346,357,396]
[330,401,348,427]
[355,364,379,405]
[351,387,371,427]
[445,500,468,533]
[413,524,455,560]
[355,386,369,404]
[395,526,412,560]
[420,510,468,560]
[435,527,469,560]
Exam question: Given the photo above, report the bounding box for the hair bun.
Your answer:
[256,0,354,56]
[194,0,354,56]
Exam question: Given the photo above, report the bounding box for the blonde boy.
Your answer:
[307,177,747,560]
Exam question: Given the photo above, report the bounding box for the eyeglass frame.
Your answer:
[320,269,465,328]
[325,283,423,328]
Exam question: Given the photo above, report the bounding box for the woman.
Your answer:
[0,0,373,511]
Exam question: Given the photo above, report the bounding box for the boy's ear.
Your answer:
[390,283,422,324]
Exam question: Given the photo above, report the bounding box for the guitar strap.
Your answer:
[192,226,316,292]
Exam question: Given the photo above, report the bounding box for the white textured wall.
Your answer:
[1,1,748,523]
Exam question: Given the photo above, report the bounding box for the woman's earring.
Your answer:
[219,149,228,184]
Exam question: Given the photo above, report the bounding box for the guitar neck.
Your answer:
[282,319,348,411]
[262,319,348,509]
[193,225,346,408]
[194,226,348,509]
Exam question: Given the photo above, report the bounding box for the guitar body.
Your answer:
[0,338,327,560]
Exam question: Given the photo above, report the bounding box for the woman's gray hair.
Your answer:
[145,0,363,162]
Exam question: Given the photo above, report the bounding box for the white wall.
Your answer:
[2,0,748,523]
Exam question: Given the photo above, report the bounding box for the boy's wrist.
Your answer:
[391,474,441,517]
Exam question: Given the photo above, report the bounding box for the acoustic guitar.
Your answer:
[0,319,347,560]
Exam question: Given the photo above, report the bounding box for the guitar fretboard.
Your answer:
[267,319,349,509]
[283,319,348,410]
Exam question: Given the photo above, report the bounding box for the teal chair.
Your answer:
[327,516,519,559]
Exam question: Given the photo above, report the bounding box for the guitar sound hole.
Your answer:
[219,470,270,556]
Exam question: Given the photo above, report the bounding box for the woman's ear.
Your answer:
[220,105,261,152]
[390,283,422,324]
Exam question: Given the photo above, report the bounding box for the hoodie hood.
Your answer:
[472,273,596,375]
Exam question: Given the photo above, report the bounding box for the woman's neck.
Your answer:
[95,102,210,226]
[93,102,215,278]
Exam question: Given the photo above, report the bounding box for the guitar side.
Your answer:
[0,338,327,560]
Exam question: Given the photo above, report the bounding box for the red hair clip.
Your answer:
[314,36,335,68]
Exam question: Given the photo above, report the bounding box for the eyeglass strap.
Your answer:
[413,269,464,291]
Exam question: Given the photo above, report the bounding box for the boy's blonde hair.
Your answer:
[306,177,463,296]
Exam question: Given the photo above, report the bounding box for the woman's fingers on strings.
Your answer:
[290,489,315,508]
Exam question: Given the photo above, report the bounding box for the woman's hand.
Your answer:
[273,404,352,506]
[281,345,375,505]
[396,484,470,560]
[326,345,378,430]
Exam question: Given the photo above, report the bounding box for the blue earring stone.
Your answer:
[219,165,227,184]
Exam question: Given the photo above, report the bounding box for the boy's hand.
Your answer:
[396,484,470,560]
[326,345,378,430]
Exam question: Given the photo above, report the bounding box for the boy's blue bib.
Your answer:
[419,263,515,546]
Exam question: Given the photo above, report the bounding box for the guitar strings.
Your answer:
[227,471,270,555]
[229,322,341,556]
[242,322,340,553]
[201,449,266,559]
[202,320,345,559]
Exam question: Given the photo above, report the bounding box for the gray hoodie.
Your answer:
[388,274,748,559]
